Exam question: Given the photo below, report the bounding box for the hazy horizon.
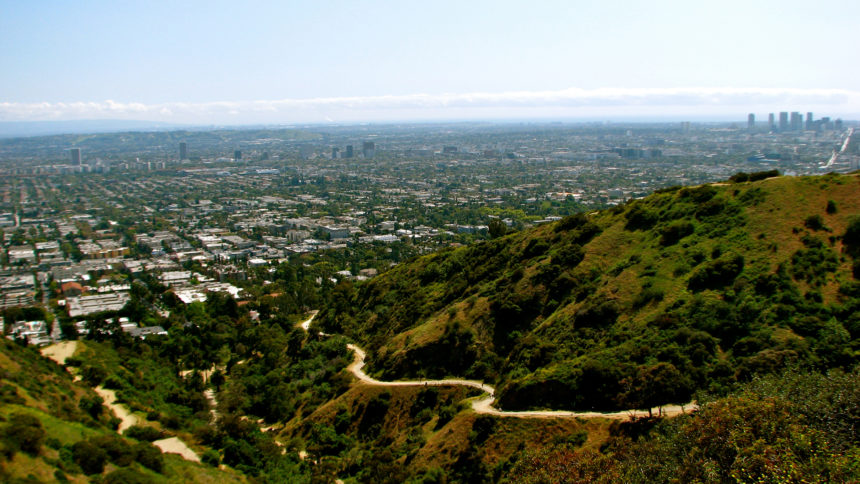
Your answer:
[3,0,859,125]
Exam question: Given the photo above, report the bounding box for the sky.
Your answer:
[1,0,859,125]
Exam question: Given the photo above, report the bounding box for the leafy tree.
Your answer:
[72,439,107,474]
[1,413,45,455]
[488,218,508,239]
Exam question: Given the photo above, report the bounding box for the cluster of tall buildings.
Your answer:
[332,141,375,159]
[748,112,842,132]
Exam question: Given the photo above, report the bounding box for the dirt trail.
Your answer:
[299,310,319,331]
[346,343,696,420]
[93,386,139,432]
[40,341,78,365]
[153,437,201,462]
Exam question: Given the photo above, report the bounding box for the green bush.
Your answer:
[659,221,695,246]
[133,441,164,473]
[124,425,164,442]
[72,440,107,474]
[201,449,221,467]
[688,254,745,291]
[103,468,151,484]
[2,413,45,455]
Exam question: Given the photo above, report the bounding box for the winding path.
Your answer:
[302,314,696,420]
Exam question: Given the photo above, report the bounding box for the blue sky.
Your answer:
[2,0,859,124]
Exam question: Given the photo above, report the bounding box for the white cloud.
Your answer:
[1,87,858,124]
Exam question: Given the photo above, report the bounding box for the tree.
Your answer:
[2,413,45,455]
[619,363,691,416]
[72,439,108,474]
[488,219,508,238]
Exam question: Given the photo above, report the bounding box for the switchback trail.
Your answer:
[300,314,696,420]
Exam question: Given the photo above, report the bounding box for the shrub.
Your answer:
[72,440,107,474]
[133,441,164,473]
[125,425,164,442]
[826,199,838,214]
[104,468,151,484]
[659,221,695,246]
[625,205,658,230]
[844,217,860,256]
[2,413,45,455]
[688,254,745,291]
[804,214,825,231]
[78,395,104,419]
[201,449,221,467]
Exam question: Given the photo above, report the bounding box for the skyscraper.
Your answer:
[332,147,340,159]
[768,113,776,131]
[790,112,802,131]
[779,112,789,131]
[234,150,242,161]
[747,113,755,130]
[70,148,81,165]
[179,142,187,160]
[362,141,376,158]
[345,145,354,158]
[805,112,813,131]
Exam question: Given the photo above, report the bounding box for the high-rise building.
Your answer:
[179,142,187,160]
[345,145,354,158]
[779,112,789,131]
[234,150,242,161]
[70,148,81,165]
[362,141,376,158]
[790,112,802,131]
[768,113,776,131]
[747,113,755,130]
[331,147,339,159]
[805,112,813,131]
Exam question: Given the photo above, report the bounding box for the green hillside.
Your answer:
[317,173,860,412]
[0,339,246,483]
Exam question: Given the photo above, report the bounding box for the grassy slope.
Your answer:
[0,339,246,483]
[317,173,860,411]
[289,383,600,481]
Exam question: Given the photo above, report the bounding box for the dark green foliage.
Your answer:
[124,425,164,442]
[1,413,45,455]
[468,415,496,444]
[553,243,584,267]
[80,365,107,386]
[509,368,858,483]
[523,238,550,258]
[103,468,152,484]
[133,441,164,473]
[737,187,766,206]
[687,254,744,291]
[92,435,136,467]
[624,204,658,230]
[659,220,694,246]
[826,199,838,214]
[790,236,838,285]
[804,214,825,231]
[618,363,692,413]
[678,185,716,204]
[78,395,104,419]
[632,285,664,308]
[574,298,619,328]
[201,449,221,467]
[729,169,779,183]
[488,219,508,238]
[555,212,588,232]
[72,440,107,474]
[844,216,860,256]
